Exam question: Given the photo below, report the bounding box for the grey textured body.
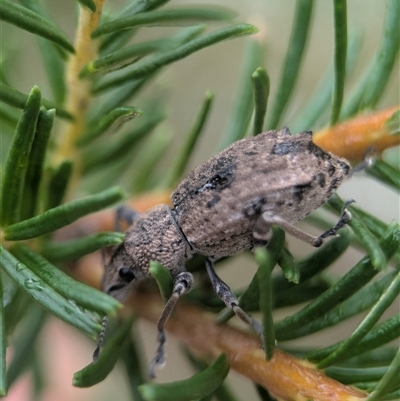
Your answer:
[172,129,350,259]
[98,128,355,375]
[102,129,350,297]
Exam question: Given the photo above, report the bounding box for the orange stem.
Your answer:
[313,105,399,162]
[129,290,367,401]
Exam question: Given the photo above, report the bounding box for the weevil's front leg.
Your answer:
[255,199,354,247]
[149,271,194,378]
[205,258,263,343]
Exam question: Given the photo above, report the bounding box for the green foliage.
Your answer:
[265,0,314,130]
[91,7,237,38]
[11,243,122,315]
[73,316,135,387]
[138,353,230,401]
[0,0,399,400]
[0,82,71,119]
[149,261,173,303]
[330,0,347,125]
[0,247,102,337]
[251,67,270,136]
[255,247,276,360]
[341,0,400,119]
[92,24,258,93]
[0,0,74,53]
[217,39,264,150]
[78,106,143,145]
[1,86,42,226]
[42,232,126,262]
[0,275,6,396]
[162,89,214,188]
[4,187,125,240]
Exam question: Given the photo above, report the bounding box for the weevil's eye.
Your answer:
[118,267,135,283]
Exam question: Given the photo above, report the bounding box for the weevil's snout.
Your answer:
[104,265,135,301]
[102,245,136,301]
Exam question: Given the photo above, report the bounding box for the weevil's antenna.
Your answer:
[93,315,108,363]
[348,146,376,178]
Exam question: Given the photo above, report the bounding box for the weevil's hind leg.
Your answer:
[205,258,264,344]
[255,199,354,247]
[254,213,321,247]
[149,271,194,378]
[115,205,140,231]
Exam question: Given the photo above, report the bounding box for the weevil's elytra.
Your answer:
[98,128,353,376]
[171,129,349,258]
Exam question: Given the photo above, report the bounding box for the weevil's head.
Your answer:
[102,242,139,301]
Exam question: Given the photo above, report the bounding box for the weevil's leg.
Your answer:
[314,199,354,244]
[254,213,320,246]
[93,316,108,363]
[256,200,354,247]
[115,205,139,231]
[149,271,194,378]
[205,258,264,343]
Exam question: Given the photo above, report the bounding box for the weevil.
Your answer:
[96,128,357,376]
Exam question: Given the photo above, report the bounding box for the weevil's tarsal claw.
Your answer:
[315,199,355,246]
[205,258,265,348]
[232,303,264,347]
[342,198,356,212]
[149,329,166,378]
[93,316,108,363]
[92,346,100,363]
[149,271,194,378]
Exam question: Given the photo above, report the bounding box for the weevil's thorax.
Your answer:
[123,204,192,277]
[102,205,192,300]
